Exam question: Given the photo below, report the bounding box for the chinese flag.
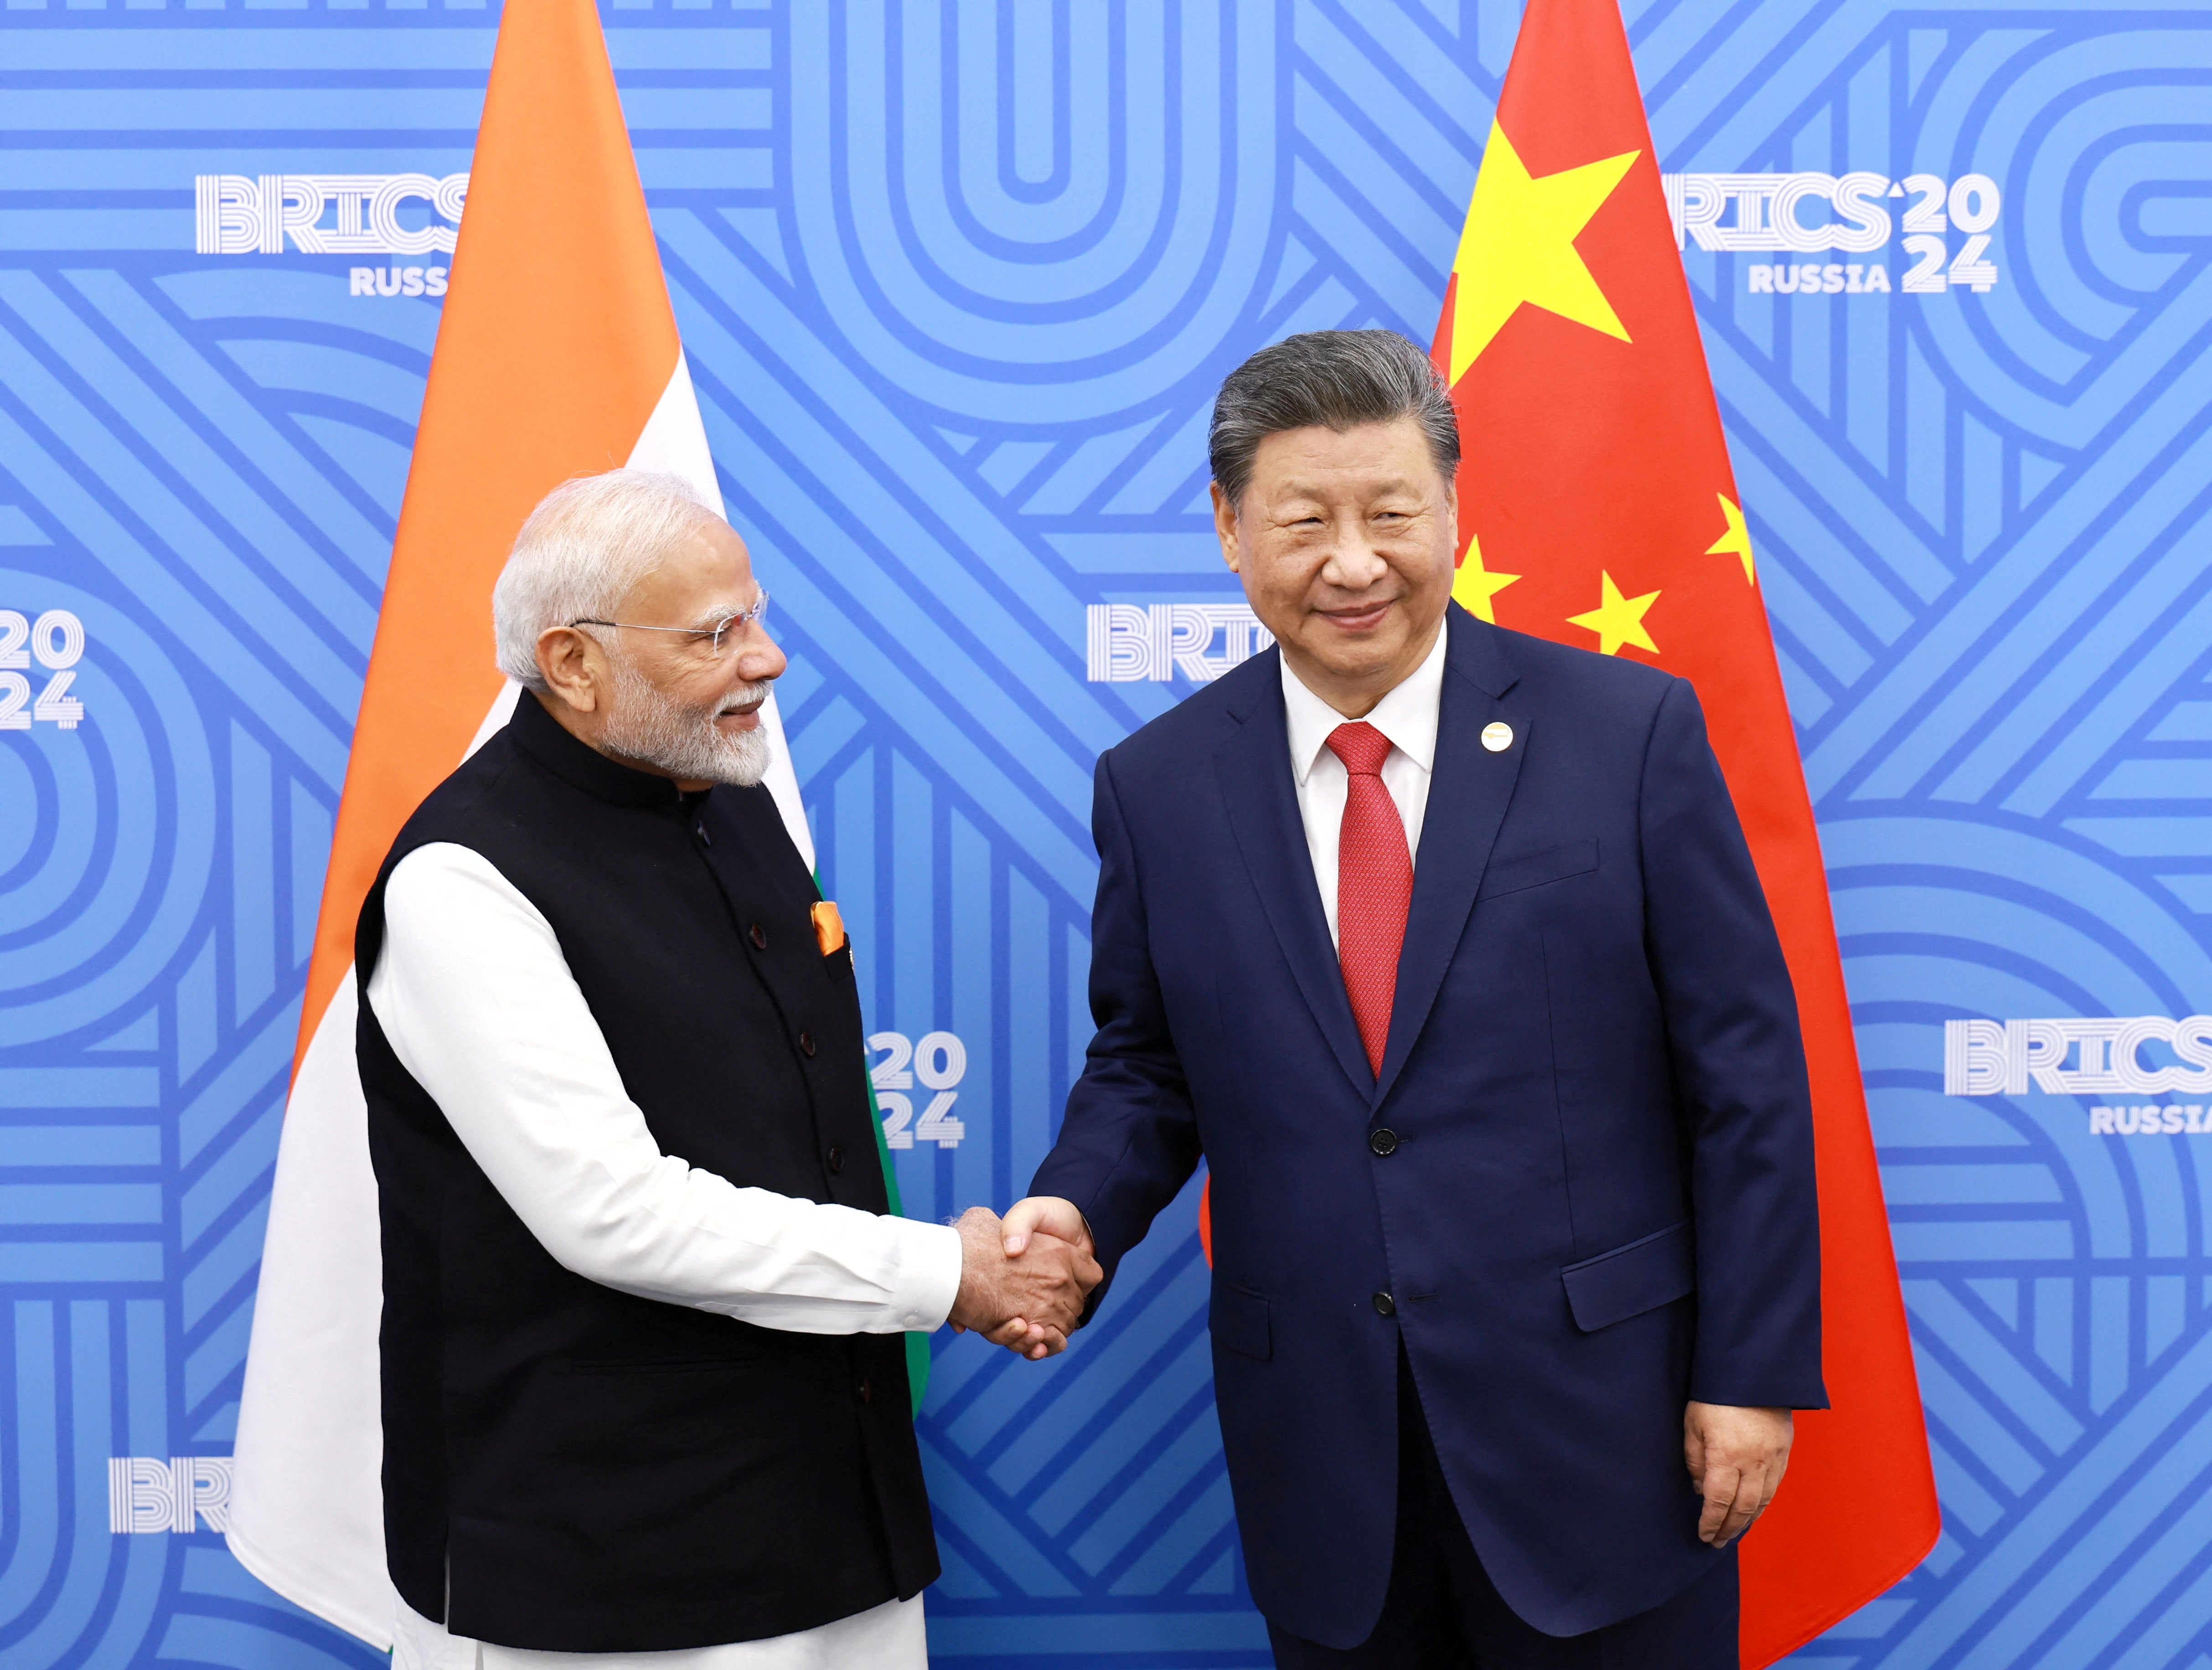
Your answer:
[1432,0,1940,1661]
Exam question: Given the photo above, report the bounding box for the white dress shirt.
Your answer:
[366,840,957,1670]
[1280,621,1450,946]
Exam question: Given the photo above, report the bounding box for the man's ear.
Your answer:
[1211,480,1243,576]
[536,626,602,715]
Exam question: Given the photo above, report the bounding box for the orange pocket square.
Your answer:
[811,900,847,955]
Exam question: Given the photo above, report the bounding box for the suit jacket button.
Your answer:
[827,1142,845,1174]
[858,1377,872,1404]
[694,821,712,845]
[749,922,767,950]
[1369,1127,1399,1156]
[1372,1292,1396,1317]
[798,1031,816,1057]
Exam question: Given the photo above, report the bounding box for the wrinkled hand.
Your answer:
[948,1206,1100,1360]
[985,1196,1101,1362]
[1684,1402,1793,1547]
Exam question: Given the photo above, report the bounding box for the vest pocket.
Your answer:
[1560,1219,1695,1332]
[1211,1280,1271,1361]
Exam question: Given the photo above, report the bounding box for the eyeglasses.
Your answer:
[569,592,770,657]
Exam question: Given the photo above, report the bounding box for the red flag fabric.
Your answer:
[1432,1,1940,1660]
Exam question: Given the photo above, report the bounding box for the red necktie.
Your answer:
[1327,722,1412,1077]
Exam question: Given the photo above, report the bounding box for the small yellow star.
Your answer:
[1450,533,1519,623]
[1706,493,1755,585]
[1567,571,1661,657]
[1446,122,1640,385]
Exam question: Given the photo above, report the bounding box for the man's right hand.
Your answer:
[948,1206,1101,1360]
[1000,1195,1095,1261]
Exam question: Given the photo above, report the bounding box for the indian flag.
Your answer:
[225,0,910,1640]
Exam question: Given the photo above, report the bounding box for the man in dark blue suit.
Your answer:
[1003,331,1825,1667]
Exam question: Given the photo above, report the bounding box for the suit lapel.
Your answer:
[1215,659,1376,1101]
[1374,609,1525,1107]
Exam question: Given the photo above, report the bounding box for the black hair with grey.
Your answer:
[1207,329,1460,508]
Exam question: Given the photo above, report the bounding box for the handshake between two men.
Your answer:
[944,1200,1099,1361]
[354,331,1824,1670]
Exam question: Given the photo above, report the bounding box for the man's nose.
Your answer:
[736,627,787,684]
[1318,533,1389,590]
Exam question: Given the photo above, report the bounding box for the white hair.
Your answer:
[491,470,718,691]
[600,662,774,788]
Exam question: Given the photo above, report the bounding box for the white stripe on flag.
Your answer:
[625,351,814,871]
[227,969,393,1645]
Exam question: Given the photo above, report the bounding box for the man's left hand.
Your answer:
[1683,1402,1793,1547]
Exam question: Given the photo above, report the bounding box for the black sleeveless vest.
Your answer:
[357,693,937,1652]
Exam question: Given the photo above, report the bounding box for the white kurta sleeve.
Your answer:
[363,841,963,1335]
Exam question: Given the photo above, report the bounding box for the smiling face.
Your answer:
[534,516,789,789]
[1213,417,1457,718]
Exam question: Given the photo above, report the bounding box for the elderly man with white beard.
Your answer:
[358,471,1097,1670]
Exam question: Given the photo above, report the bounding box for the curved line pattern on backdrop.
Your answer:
[4,4,2212,1668]
[0,179,396,1665]
[0,578,204,1052]
[790,1,1284,415]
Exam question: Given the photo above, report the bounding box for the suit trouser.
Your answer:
[1266,1351,1738,1670]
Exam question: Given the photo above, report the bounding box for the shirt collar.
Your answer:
[1280,617,1449,785]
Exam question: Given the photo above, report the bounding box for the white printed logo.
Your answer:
[1662,171,2001,294]
[1943,1016,2212,1096]
[109,1456,231,1534]
[869,1031,967,1149]
[194,173,465,255]
[193,173,465,299]
[2088,1105,2212,1137]
[0,609,86,731]
[1085,603,1275,684]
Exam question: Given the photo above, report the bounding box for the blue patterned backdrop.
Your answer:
[2,1,2208,1665]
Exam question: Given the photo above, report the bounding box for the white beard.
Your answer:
[600,660,773,788]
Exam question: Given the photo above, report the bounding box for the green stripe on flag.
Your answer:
[815,871,931,1415]
[863,1068,933,1414]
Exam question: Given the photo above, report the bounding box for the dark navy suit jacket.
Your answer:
[1031,606,1826,1646]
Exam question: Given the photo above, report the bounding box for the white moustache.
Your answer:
[718,682,773,718]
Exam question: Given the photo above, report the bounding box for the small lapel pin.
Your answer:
[1481,721,1514,753]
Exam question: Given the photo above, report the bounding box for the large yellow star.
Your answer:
[1706,493,1755,585]
[1567,571,1660,657]
[1450,532,1519,623]
[1446,122,1640,385]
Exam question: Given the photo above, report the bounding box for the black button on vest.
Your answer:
[356,694,936,1654]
